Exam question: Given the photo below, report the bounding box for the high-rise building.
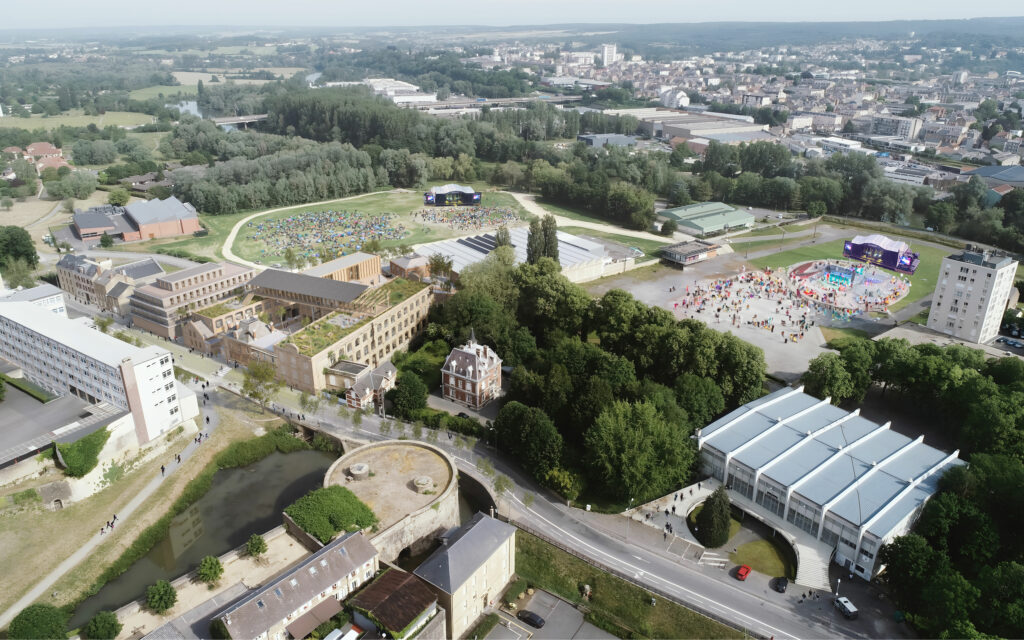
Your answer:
[601,43,617,66]
[0,301,196,443]
[927,250,1018,343]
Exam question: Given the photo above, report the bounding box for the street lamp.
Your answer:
[625,497,635,541]
[779,228,786,252]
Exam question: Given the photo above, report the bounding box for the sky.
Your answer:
[2,0,1023,30]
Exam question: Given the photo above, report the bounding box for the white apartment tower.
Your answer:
[601,44,617,66]
[927,251,1018,344]
[0,301,195,444]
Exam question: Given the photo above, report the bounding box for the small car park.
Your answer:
[735,565,751,581]
[517,610,546,628]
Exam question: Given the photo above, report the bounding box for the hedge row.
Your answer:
[0,373,53,402]
[409,407,485,437]
[284,486,378,545]
[57,428,111,478]
[80,427,309,605]
[153,247,213,263]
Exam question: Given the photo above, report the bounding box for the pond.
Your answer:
[69,449,335,629]
[166,100,205,119]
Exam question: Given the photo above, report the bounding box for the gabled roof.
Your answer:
[414,512,514,594]
[349,570,437,635]
[124,196,198,225]
[250,269,369,304]
[115,258,164,280]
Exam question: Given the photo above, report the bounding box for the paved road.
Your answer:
[37,249,200,270]
[505,191,693,244]
[0,383,221,629]
[220,191,407,269]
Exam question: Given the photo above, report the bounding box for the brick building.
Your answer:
[441,332,502,409]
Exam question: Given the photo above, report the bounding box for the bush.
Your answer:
[56,428,111,477]
[11,488,41,506]
[9,603,68,640]
[0,373,53,402]
[209,618,230,640]
[197,555,223,585]
[504,577,528,605]
[246,533,268,558]
[146,580,177,613]
[83,611,122,640]
[284,486,379,544]
[466,613,500,640]
[695,487,732,548]
[409,408,485,437]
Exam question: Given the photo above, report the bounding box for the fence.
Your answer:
[503,515,768,640]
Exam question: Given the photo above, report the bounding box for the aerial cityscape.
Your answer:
[2,7,1024,640]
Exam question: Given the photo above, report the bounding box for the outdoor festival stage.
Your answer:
[790,260,910,315]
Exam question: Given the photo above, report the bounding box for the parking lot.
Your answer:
[487,591,616,640]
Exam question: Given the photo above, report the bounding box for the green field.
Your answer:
[560,225,669,258]
[128,85,195,101]
[729,539,797,580]
[0,111,154,130]
[534,198,614,225]
[515,531,743,639]
[126,131,168,155]
[750,237,951,312]
[230,190,529,263]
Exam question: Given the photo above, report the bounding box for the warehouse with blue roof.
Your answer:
[697,386,962,581]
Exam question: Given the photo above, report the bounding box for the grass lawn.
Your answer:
[907,309,930,325]
[559,225,670,258]
[750,237,949,312]
[126,131,168,156]
[534,198,616,225]
[727,236,819,253]
[515,531,743,639]
[0,111,154,130]
[819,326,872,343]
[127,85,195,101]
[729,539,796,580]
[230,190,528,263]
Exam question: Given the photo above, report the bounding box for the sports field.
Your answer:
[750,237,951,312]
[0,111,154,130]
[230,190,528,264]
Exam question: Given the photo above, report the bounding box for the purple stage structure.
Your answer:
[842,234,919,274]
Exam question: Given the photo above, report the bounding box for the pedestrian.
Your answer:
[205,416,210,424]
[663,531,667,540]
[160,464,165,476]
[100,527,105,536]
[176,454,181,464]
[672,505,676,514]
[106,520,111,529]
[112,513,118,523]
[698,482,701,490]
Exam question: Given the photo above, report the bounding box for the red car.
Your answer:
[736,565,752,581]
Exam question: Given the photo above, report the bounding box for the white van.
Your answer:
[834,596,858,619]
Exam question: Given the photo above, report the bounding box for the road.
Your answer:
[505,191,693,244]
[37,249,200,270]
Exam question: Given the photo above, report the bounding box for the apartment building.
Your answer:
[0,301,195,444]
[215,532,379,640]
[869,115,922,140]
[0,279,66,317]
[129,262,255,339]
[927,250,1018,344]
[57,254,165,315]
[414,513,515,640]
[182,295,268,355]
[441,333,502,410]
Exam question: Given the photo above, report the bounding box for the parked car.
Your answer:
[517,610,546,628]
[771,577,788,593]
[997,336,1008,343]
[457,412,470,419]
[735,565,752,581]
[834,596,859,619]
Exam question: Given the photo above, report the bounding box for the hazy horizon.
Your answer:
[3,1,1024,31]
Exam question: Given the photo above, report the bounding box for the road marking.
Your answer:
[509,494,799,640]
[631,554,648,562]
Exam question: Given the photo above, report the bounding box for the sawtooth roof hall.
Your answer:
[698,386,962,583]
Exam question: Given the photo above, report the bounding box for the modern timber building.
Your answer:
[698,386,962,583]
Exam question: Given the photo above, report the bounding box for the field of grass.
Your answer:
[515,531,743,639]
[729,539,797,580]
[534,198,614,225]
[559,226,669,258]
[0,111,154,130]
[127,85,195,101]
[230,190,528,263]
[750,238,950,312]
[819,326,873,343]
[125,131,168,155]
[730,223,813,239]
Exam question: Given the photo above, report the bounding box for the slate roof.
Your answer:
[349,361,396,398]
[250,269,369,304]
[124,196,198,225]
[107,281,132,299]
[218,532,378,640]
[349,570,437,635]
[414,512,514,594]
[57,254,99,276]
[115,258,165,280]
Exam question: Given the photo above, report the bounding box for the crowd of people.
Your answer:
[245,209,407,261]
[412,205,519,231]
[790,261,910,315]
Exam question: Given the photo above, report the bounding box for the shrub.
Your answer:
[209,618,230,640]
[0,373,53,402]
[285,486,379,544]
[246,533,268,558]
[9,603,67,640]
[83,611,122,640]
[197,555,223,585]
[504,578,528,605]
[146,580,177,613]
[56,428,111,477]
[12,488,41,506]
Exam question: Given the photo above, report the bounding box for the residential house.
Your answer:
[345,361,397,411]
[441,332,502,410]
[389,254,429,281]
[414,513,516,640]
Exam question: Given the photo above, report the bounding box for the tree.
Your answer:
[246,533,268,559]
[494,225,511,248]
[1,257,36,288]
[99,232,114,248]
[806,200,827,217]
[695,486,732,548]
[241,361,282,413]
[526,218,545,264]
[298,391,323,418]
[877,534,938,613]
[661,219,678,236]
[699,141,740,177]
[0,225,39,267]
[427,253,453,286]
[107,188,130,207]
[45,172,98,199]
[585,400,694,502]
[95,316,113,334]
[541,214,559,262]
[493,401,563,479]
[674,373,725,428]
[386,371,428,419]
[197,555,223,585]
[1,197,12,211]
[802,353,854,405]
[146,579,177,614]
[8,603,68,640]
[83,611,122,640]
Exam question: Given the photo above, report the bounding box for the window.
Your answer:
[256,600,265,609]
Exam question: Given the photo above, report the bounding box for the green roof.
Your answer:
[356,277,428,307]
[662,201,754,234]
[282,314,371,357]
